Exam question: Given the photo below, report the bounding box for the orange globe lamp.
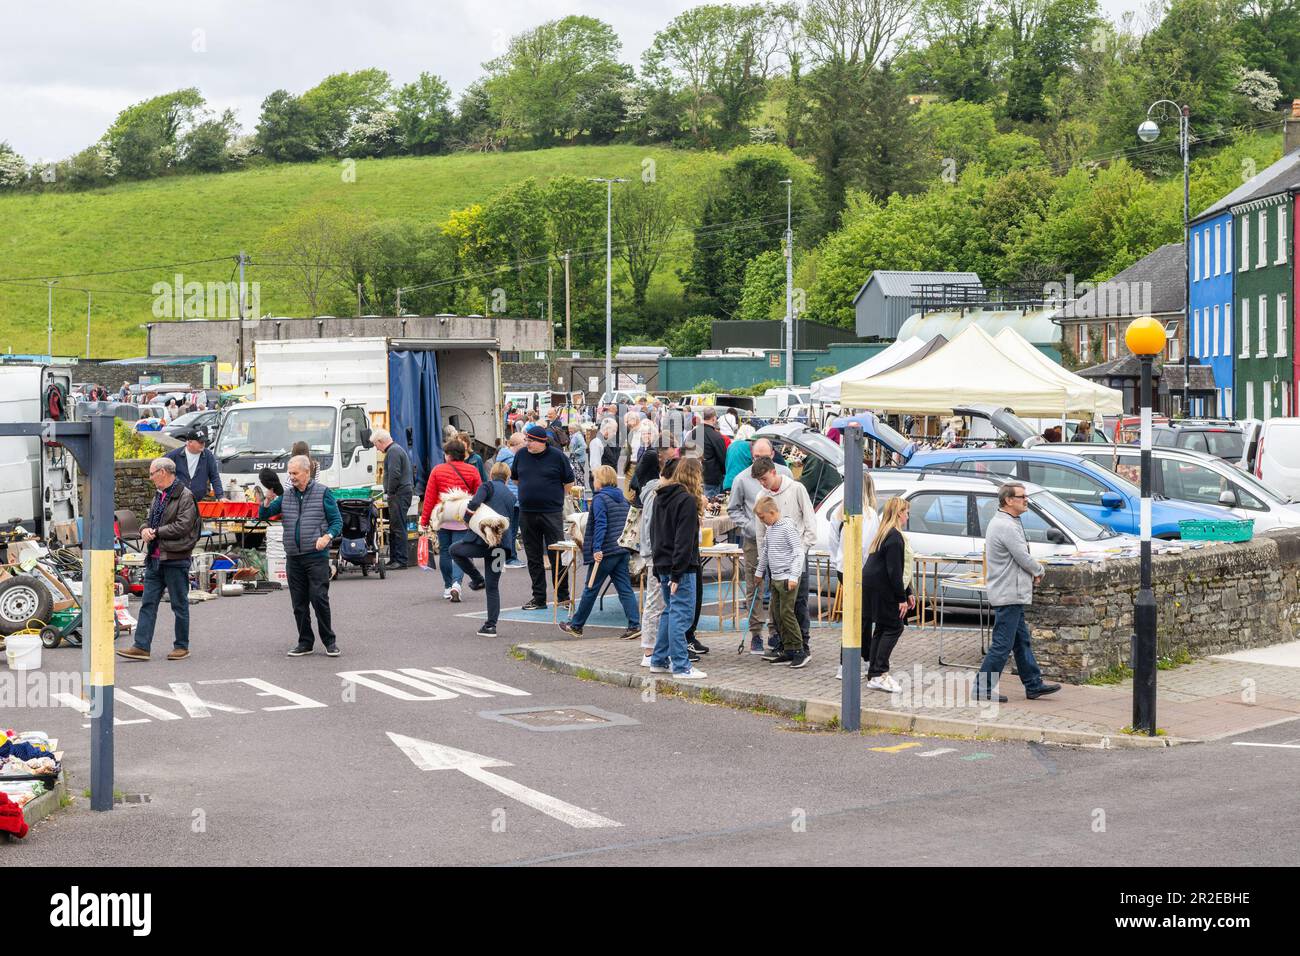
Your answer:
[1125,316,1166,357]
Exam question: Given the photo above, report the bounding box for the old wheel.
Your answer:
[0,576,52,636]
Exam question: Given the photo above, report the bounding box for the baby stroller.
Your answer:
[333,499,386,579]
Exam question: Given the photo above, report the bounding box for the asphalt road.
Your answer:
[5,560,1299,866]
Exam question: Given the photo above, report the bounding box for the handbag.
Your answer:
[617,504,642,551]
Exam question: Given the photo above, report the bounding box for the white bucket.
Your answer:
[5,634,42,670]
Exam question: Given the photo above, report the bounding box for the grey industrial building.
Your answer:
[853,270,983,339]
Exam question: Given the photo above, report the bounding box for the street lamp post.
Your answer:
[46,280,58,358]
[1138,101,1191,415]
[780,179,794,388]
[1127,316,1166,736]
[590,177,627,401]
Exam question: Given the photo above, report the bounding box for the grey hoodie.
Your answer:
[727,460,793,541]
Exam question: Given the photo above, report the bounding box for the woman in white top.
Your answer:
[830,470,879,681]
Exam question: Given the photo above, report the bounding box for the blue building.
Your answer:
[1188,212,1235,417]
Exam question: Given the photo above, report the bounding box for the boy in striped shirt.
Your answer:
[754,496,809,669]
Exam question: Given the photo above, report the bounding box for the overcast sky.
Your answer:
[4,0,1149,161]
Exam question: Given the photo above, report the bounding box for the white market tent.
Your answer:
[809,337,927,403]
[993,328,1123,416]
[840,325,1097,416]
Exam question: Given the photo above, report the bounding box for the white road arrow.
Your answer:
[386,732,622,829]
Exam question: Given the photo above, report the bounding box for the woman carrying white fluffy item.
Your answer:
[433,489,509,546]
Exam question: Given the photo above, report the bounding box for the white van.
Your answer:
[1250,418,1300,501]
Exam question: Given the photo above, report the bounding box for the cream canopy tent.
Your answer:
[993,328,1123,416]
[839,325,1086,416]
[809,337,927,403]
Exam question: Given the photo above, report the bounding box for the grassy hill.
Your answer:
[0,145,724,358]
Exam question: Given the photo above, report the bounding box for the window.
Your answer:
[1203,228,1210,280]
[1158,458,1263,510]
[1258,209,1268,268]
[1226,219,1233,272]
[1214,223,1222,275]
[1024,462,1110,507]
[1278,205,1288,264]
[1193,230,1201,281]
[1212,304,1220,357]
[1224,302,1232,357]
[1278,293,1288,357]
[955,459,1020,479]
[1107,323,1118,359]
[1241,298,1251,358]
[1192,308,1200,356]
[1259,294,1269,357]
[1225,386,1233,418]
[340,405,367,463]
[906,493,971,537]
[1265,380,1273,417]
[1240,212,1250,271]
[974,494,1053,544]
[1247,384,1255,420]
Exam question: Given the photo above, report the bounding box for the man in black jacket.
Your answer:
[117,457,201,661]
[693,407,728,498]
[165,426,224,501]
[373,428,414,569]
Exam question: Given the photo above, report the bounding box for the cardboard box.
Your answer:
[50,520,80,548]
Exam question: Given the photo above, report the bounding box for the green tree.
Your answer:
[300,69,393,154]
[683,147,816,315]
[263,206,368,315]
[667,315,716,356]
[104,88,205,178]
[1233,0,1300,98]
[484,16,627,145]
[736,249,788,319]
[998,0,1101,123]
[395,72,453,155]
[180,109,239,172]
[255,90,320,162]
[542,175,606,342]
[613,179,681,308]
[0,141,26,188]
[903,0,1000,101]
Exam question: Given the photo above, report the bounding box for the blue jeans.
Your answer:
[652,572,697,674]
[506,505,520,562]
[437,528,467,588]
[133,557,191,651]
[977,604,1044,692]
[704,483,722,499]
[569,551,640,630]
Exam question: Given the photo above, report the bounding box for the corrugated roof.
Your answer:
[852,270,982,304]
[1056,242,1186,320]
[1195,150,1300,222]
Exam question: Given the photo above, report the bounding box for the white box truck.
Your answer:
[0,364,80,538]
[212,337,502,493]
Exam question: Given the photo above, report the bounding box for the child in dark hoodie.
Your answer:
[559,465,641,639]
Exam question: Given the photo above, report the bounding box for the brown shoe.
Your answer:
[116,646,150,661]
[166,648,190,660]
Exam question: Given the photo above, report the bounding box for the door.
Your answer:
[904,491,980,603]
[338,405,374,487]
[1155,455,1267,520]
[1023,460,1127,532]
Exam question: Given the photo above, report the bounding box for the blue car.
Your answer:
[907,448,1233,538]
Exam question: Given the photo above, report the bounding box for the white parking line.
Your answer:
[1231,742,1300,749]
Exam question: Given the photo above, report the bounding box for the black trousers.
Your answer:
[520,510,569,604]
[450,538,506,626]
[865,596,905,677]
[683,568,704,643]
[286,554,336,647]
[387,490,412,566]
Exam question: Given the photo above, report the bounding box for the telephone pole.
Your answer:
[780,179,794,388]
[85,292,92,358]
[46,280,57,359]
[563,251,572,351]
[237,250,248,321]
[548,264,555,388]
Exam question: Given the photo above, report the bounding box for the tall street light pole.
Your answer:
[1138,101,1191,415]
[781,178,794,388]
[1127,316,1166,736]
[590,177,627,402]
[46,280,58,358]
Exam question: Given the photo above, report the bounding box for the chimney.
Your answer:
[1286,100,1300,156]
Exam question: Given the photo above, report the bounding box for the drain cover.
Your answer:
[478,705,638,732]
[114,793,152,804]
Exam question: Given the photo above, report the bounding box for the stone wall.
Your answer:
[73,360,212,389]
[114,459,155,524]
[1028,529,1300,682]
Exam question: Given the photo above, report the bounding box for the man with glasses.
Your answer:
[975,482,1061,702]
[116,457,200,661]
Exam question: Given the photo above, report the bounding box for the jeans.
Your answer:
[387,490,412,566]
[704,483,722,499]
[520,510,568,604]
[286,553,336,648]
[977,604,1044,693]
[641,567,663,651]
[569,550,640,630]
[506,504,520,562]
[450,538,506,627]
[437,528,467,589]
[652,572,697,674]
[133,557,191,651]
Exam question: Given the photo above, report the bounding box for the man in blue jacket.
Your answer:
[165,426,224,501]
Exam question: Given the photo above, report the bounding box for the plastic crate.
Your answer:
[1178,518,1254,542]
[333,487,378,501]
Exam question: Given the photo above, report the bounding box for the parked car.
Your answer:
[908,447,1233,537]
[1241,417,1300,502]
[1049,443,1300,532]
[161,408,220,440]
[1148,421,1245,462]
[812,471,1136,605]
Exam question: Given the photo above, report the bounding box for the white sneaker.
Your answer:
[648,663,670,673]
[639,655,653,668]
[865,676,890,692]
[880,674,902,693]
[449,583,461,603]
[442,588,453,600]
[673,667,707,679]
